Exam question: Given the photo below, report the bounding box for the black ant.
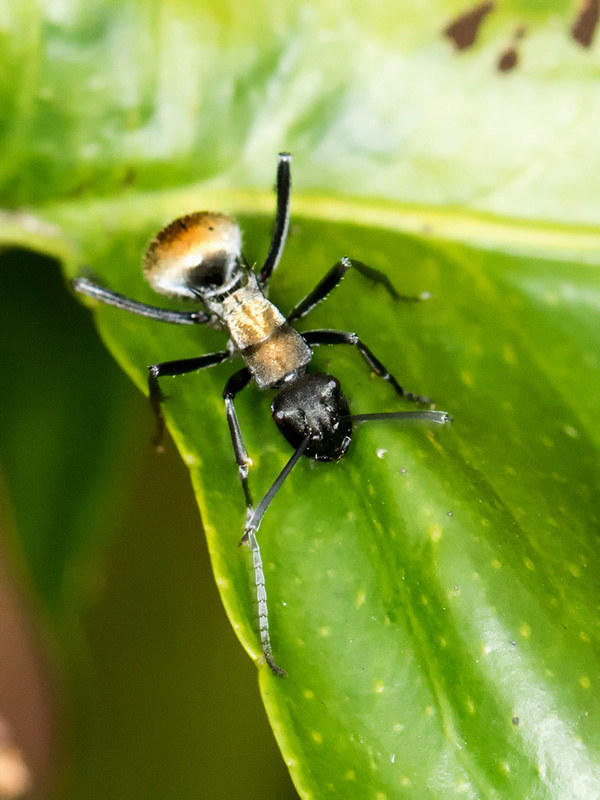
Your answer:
[73,153,451,676]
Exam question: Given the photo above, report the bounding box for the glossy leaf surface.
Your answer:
[55,206,600,799]
[1,0,599,798]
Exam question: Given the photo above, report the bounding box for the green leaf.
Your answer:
[56,208,599,799]
[2,1,600,798]
[3,0,600,228]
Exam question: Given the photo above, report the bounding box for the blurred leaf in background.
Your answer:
[0,249,295,799]
[0,1,599,799]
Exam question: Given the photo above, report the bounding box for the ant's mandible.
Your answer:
[74,154,451,676]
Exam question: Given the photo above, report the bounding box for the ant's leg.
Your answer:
[258,153,292,289]
[222,368,254,514]
[303,329,432,406]
[73,277,210,324]
[149,351,230,448]
[287,257,428,324]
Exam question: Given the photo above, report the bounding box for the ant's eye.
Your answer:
[144,211,242,299]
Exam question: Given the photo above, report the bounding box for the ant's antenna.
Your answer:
[246,529,286,677]
[351,410,452,425]
[242,433,310,676]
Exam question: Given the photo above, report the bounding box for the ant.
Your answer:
[74,153,451,676]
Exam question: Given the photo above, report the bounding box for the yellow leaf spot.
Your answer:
[524,558,535,571]
[311,731,323,744]
[374,681,385,694]
[344,770,356,780]
[355,590,366,609]
[429,523,443,542]
[304,689,314,700]
[502,345,517,365]
[580,676,591,689]
[461,370,474,388]
[520,623,531,638]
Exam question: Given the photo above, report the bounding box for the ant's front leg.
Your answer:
[222,368,292,677]
[148,351,230,449]
[222,368,255,517]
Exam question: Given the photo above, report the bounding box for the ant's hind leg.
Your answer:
[302,329,433,406]
[287,257,429,324]
[148,350,230,449]
[258,153,292,289]
[73,277,210,324]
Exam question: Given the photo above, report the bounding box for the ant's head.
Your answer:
[144,212,245,301]
[271,372,353,462]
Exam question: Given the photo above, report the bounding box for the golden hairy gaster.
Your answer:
[145,212,242,299]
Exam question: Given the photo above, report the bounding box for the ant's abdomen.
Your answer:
[144,212,242,299]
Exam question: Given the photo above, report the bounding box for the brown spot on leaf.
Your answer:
[444,1,495,50]
[121,167,137,188]
[496,25,525,73]
[497,46,518,72]
[571,0,599,47]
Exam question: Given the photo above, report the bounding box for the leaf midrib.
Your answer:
[3,187,600,268]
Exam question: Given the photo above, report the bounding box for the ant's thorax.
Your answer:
[203,270,312,390]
